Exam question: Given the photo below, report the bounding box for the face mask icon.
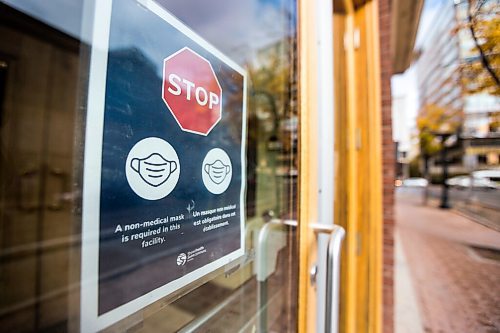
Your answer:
[130,153,177,187]
[204,159,231,185]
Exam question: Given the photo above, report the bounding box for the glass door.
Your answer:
[0,0,300,332]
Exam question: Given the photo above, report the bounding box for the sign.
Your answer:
[162,47,222,135]
[80,0,247,331]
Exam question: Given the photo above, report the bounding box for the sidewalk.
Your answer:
[395,232,424,333]
[395,189,500,333]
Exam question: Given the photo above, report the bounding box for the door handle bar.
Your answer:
[324,225,345,333]
[269,219,345,333]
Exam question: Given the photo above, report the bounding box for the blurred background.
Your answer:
[392,0,500,332]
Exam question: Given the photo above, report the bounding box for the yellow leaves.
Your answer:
[462,2,500,95]
[417,104,462,155]
[417,104,461,132]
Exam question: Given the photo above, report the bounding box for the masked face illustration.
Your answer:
[204,159,231,185]
[130,153,177,187]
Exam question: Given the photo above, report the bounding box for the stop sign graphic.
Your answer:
[162,47,222,136]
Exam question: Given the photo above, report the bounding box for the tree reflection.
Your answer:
[246,37,297,218]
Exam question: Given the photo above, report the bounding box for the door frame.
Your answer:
[297,0,383,332]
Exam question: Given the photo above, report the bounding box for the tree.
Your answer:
[416,104,461,203]
[416,104,461,156]
[417,104,460,175]
[460,0,500,95]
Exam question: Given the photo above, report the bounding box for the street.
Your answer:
[396,188,500,333]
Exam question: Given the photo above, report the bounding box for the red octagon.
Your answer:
[162,47,222,136]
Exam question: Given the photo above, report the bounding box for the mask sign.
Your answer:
[80,1,247,331]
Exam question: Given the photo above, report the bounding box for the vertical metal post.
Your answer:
[439,135,451,209]
[422,153,430,205]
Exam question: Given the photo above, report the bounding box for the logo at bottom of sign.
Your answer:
[125,137,180,200]
[176,253,187,266]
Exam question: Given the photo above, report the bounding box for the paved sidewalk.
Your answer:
[395,232,424,333]
[396,190,500,333]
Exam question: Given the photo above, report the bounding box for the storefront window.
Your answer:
[0,0,298,332]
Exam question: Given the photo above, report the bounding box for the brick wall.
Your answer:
[378,0,395,332]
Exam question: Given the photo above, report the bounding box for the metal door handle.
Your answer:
[267,219,345,333]
[308,223,345,333]
[324,225,345,333]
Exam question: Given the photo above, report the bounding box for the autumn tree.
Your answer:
[416,104,461,177]
[460,0,500,95]
[245,40,296,216]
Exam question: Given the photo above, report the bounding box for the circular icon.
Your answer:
[177,253,187,266]
[125,137,180,200]
[202,148,232,194]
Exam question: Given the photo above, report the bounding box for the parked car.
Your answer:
[402,177,428,187]
[446,176,469,188]
[472,169,500,187]
[446,174,498,190]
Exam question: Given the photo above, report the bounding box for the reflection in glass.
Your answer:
[0,0,299,331]
[0,3,80,331]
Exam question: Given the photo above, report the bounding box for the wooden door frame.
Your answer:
[297,0,320,331]
[297,0,383,332]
